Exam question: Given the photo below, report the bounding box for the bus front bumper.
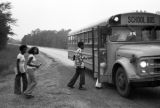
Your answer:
[130,76,160,87]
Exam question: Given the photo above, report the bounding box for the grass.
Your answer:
[0,44,19,76]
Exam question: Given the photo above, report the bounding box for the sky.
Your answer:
[1,0,160,40]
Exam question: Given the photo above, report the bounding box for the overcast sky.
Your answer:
[1,0,160,40]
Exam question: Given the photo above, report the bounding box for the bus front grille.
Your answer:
[148,58,160,74]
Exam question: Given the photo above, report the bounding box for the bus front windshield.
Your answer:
[110,26,160,42]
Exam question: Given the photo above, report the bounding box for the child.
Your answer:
[67,42,90,90]
[14,45,28,94]
[24,47,41,98]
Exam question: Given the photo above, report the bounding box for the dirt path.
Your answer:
[0,53,90,108]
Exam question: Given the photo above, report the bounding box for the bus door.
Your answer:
[96,26,108,82]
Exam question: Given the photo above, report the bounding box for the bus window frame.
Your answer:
[94,29,98,44]
[84,32,88,44]
[88,31,92,44]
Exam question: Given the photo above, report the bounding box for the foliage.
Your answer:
[0,2,16,50]
[8,37,21,44]
[21,28,71,49]
[0,44,18,76]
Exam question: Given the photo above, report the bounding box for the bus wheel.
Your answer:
[115,67,131,97]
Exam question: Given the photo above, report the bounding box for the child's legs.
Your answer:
[68,67,80,87]
[14,74,21,94]
[21,73,28,92]
[24,69,37,95]
[79,68,85,87]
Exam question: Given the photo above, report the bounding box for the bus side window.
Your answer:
[110,33,119,41]
[142,30,150,41]
[111,30,129,41]
[68,36,70,44]
[126,32,136,41]
[100,35,106,47]
[156,30,160,40]
[88,32,92,44]
[117,32,128,41]
[84,32,88,44]
[77,34,80,42]
[94,30,98,44]
[80,34,84,42]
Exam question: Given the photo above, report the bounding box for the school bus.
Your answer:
[68,12,160,97]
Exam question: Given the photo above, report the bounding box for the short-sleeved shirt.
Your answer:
[74,48,85,68]
[17,53,26,73]
[27,54,36,69]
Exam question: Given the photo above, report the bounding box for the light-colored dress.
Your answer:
[24,54,37,95]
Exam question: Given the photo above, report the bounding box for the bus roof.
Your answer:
[69,18,109,35]
[69,12,160,36]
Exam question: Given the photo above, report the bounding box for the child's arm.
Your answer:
[82,56,92,60]
[87,56,92,59]
[27,57,40,68]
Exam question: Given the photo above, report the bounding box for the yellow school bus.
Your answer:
[68,12,160,97]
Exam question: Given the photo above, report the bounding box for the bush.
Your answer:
[0,44,18,76]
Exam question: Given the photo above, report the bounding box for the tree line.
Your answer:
[21,28,71,49]
[0,2,16,50]
[0,2,71,49]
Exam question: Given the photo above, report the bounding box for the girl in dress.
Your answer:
[24,47,41,98]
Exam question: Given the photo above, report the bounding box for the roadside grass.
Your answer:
[0,44,19,76]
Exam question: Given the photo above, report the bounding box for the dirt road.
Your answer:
[0,50,160,108]
[0,53,90,108]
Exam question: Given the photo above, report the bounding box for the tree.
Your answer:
[0,2,16,50]
[21,29,71,49]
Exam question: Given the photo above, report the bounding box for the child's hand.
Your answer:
[83,56,92,59]
[36,64,40,68]
[37,63,42,68]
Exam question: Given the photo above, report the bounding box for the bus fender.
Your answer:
[113,57,138,83]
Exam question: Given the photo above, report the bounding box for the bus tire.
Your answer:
[115,67,131,97]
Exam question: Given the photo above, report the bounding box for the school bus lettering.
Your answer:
[128,16,155,23]
[147,17,155,23]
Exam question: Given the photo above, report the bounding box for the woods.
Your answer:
[21,28,71,49]
[0,2,16,50]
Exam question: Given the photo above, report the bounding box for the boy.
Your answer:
[68,42,90,90]
[14,45,28,94]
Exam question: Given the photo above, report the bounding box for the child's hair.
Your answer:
[19,45,27,51]
[77,42,84,48]
[28,47,39,54]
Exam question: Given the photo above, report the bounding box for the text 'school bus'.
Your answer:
[68,12,160,97]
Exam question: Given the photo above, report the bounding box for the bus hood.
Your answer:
[117,44,160,58]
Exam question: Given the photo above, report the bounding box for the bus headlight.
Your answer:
[140,61,148,68]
